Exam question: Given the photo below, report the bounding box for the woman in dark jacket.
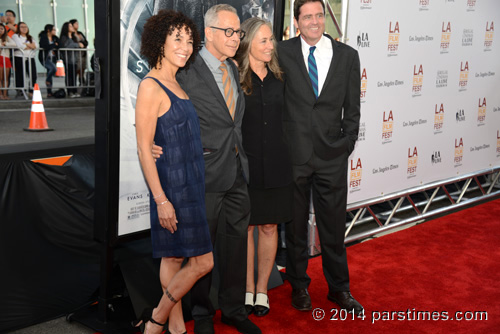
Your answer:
[38,24,59,97]
[235,17,293,317]
[69,19,87,86]
[59,22,83,97]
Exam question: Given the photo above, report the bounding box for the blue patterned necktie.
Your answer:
[308,46,318,98]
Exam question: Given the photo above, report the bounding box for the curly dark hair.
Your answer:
[141,10,201,70]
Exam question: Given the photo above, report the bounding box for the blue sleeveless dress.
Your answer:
[144,77,213,258]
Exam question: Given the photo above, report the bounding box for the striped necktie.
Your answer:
[308,46,318,99]
[220,62,235,120]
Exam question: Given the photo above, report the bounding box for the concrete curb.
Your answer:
[0,97,95,110]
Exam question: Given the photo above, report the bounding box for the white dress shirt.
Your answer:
[300,34,333,96]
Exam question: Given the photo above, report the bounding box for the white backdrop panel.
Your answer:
[346,0,500,204]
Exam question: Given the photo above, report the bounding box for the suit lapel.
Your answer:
[292,37,314,96]
[193,56,231,117]
[293,34,340,100]
[321,35,339,95]
[228,60,244,123]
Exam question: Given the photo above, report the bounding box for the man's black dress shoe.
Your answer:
[291,288,312,311]
[193,318,214,334]
[221,315,262,334]
[327,291,364,315]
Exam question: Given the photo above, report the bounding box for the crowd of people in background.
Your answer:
[0,8,90,99]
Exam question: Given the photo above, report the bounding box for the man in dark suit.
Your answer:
[175,4,260,334]
[278,0,363,315]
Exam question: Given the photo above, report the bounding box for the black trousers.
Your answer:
[285,150,350,293]
[14,57,37,91]
[65,62,77,94]
[190,158,250,322]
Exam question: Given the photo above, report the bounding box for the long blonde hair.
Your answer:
[235,17,283,95]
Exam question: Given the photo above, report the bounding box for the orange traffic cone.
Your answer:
[24,84,53,132]
[55,59,65,77]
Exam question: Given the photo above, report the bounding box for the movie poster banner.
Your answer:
[118,0,280,236]
[346,0,500,205]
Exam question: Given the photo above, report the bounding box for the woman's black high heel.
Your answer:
[132,308,166,333]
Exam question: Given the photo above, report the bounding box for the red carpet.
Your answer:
[123,198,500,333]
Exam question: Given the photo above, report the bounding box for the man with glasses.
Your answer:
[175,4,259,334]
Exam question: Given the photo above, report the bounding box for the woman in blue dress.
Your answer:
[135,10,213,334]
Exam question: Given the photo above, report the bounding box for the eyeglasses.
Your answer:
[210,26,245,39]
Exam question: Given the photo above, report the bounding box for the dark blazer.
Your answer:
[241,71,292,188]
[38,33,59,65]
[177,55,249,192]
[278,34,361,165]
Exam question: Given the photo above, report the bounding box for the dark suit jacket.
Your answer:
[278,34,361,165]
[177,54,249,192]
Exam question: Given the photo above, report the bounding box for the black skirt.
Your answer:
[248,183,293,225]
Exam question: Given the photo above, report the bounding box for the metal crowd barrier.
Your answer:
[307,167,500,256]
[0,46,95,100]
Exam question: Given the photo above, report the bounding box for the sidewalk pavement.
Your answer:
[0,72,93,104]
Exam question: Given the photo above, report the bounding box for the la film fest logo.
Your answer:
[436,70,448,88]
[484,21,494,51]
[454,137,464,166]
[360,0,373,10]
[382,110,394,143]
[407,147,418,178]
[349,158,363,192]
[462,29,473,46]
[497,130,500,156]
[360,68,367,102]
[459,61,469,92]
[388,21,400,56]
[357,32,370,49]
[431,150,442,164]
[440,22,451,53]
[466,0,476,12]
[477,97,486,126]
[456,108,466,122]
[412,64,423,97]
[358,122,366,141]
[434,103,444,134]
[419,0,430,11]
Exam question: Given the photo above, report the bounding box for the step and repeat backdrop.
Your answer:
[345,0,500,205]
[116,0,499,236]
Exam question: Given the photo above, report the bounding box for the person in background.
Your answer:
[0,23,16,99]
[59,21,83,98]
[12,21,37,97]
[282,26,290,40]
[69,19,88,86]
[234,17,292,317]
[1,10,17,38]
[134,10,214,334]
[38,24,59,98]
